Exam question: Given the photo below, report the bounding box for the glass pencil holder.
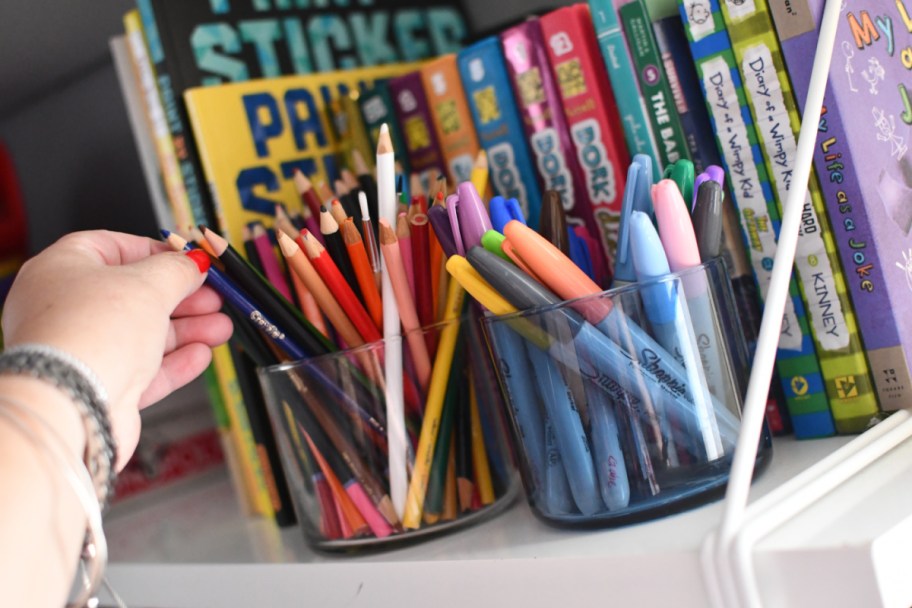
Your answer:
[257,309,520,551]
[480,256,772,528]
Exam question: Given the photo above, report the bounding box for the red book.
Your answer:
[539,4,630,278]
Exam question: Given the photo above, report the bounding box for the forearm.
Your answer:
[0,376,88,607]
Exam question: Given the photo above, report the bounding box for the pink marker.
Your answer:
[653,179,702,272]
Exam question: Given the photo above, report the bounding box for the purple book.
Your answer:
[500,18,608,263]
[771,0,912,409]
[388,71,447,192]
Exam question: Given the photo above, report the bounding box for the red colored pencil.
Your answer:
[300,231,382,344]
[408,208,434,333]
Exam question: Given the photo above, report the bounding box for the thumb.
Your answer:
[128,249,210,312]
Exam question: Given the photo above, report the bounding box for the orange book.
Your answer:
[420,54,482,189]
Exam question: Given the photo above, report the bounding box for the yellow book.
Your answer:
[122,10,195,233]
[211,343,274,518]
[183,64,418,249]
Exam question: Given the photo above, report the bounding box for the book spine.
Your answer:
[588,0,663,180]
[500,19,610,266]
[457,37,544,229]
[388,70,448,193]
[358,80,411,174]
[770,0,912,411]
[679,0,834,437]
[538,5,631,272]
[210,343,275,518]
[136,0,215,230]
[619,0,691,168]
[419,54,483,187]
[720,0,881,433]
[123,11,193,232]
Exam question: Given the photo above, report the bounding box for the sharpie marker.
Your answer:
[613,155,655,287]
[454,181,493,251]
[467,246,690,469]
[653,180,735,460]
[490,195,526,234]
[630,210,714,464]
[481,230,512,262]
[691,180,724,261]
[663,158,695,207]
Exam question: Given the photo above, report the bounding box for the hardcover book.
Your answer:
[719,0,881,433]
[389,69,448,193]
[136,0,469,227]
[501,17,608,265]
[419,54,482,187]
[457,36,544,229]
[538,4,631,272]
[358,79,411,174]
[184,63,417,250]
[770,0,912,411]
[679,0,833,437]
[588,0,663,180]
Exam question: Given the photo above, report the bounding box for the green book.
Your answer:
[619,0,691,168]
[678,0,832,437]
[718,0,882,433]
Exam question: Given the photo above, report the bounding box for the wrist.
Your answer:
[0,376,86,458]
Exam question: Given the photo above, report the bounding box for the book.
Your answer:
[184,63,417,249]
[678,0,834,437]
[419,54,482,187]
[619,0,691,168]
[358,79,411,173]
[538,5,631,272]
[122,11,191,232]
[719,0,882,433]
[388,69,448,192]
[135,0,469,228]
[588,0,663,181]
[770,0,912,411]
[647,8,789,432]
[111,33,176,233]
[457,36,544,229]
[500,17,609,265]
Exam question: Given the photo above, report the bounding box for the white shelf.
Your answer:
[100,433,912,608]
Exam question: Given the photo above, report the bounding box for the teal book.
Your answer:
[678,0,834,437]
[619,0,691,169]
[719,0,882,434]
[358,80,411,174]
[588,0,663,181]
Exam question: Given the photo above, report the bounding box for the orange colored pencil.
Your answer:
[301,231,382,344]
[274,207,330,338]
[379,219,432,394]
[301,427,369,538]
[396,212,415,298]
[330,198,349,225]
[278,231,368,352]
[340,219,383,332]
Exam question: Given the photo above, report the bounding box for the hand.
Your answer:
[1,230,233,468]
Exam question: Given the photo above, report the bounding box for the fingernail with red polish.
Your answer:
[186,249,211,273]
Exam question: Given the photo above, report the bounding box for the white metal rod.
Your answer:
[702,1,843,605]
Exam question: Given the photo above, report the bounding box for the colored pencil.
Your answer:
[340,218,383,332]
[402,278,466,529]
[319,205,364,304]
[274,207,330,338]
[468,368,495,506]
[293,169,323,221]
[378,123,408,520]
[329,197,349,226]
[396,212,415,298]
[454,375,475,513]
[352,148,379,239]
[470,149,490,200]
[358,191,382,289]
[250,221,293,302]
[408,206,434,332]
[200,226,333,357]
[378,219,432,393]
[301,231,382,345]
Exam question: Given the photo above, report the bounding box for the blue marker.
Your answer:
[544,418,577,515]
[525,336,603,515]
[612,155,655,287]
[490,196,526,233]
[583,378,631,510]
[567,228,595,281]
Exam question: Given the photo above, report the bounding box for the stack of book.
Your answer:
[112,0,911,525]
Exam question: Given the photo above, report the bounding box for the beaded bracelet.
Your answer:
[0,344,117,510]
